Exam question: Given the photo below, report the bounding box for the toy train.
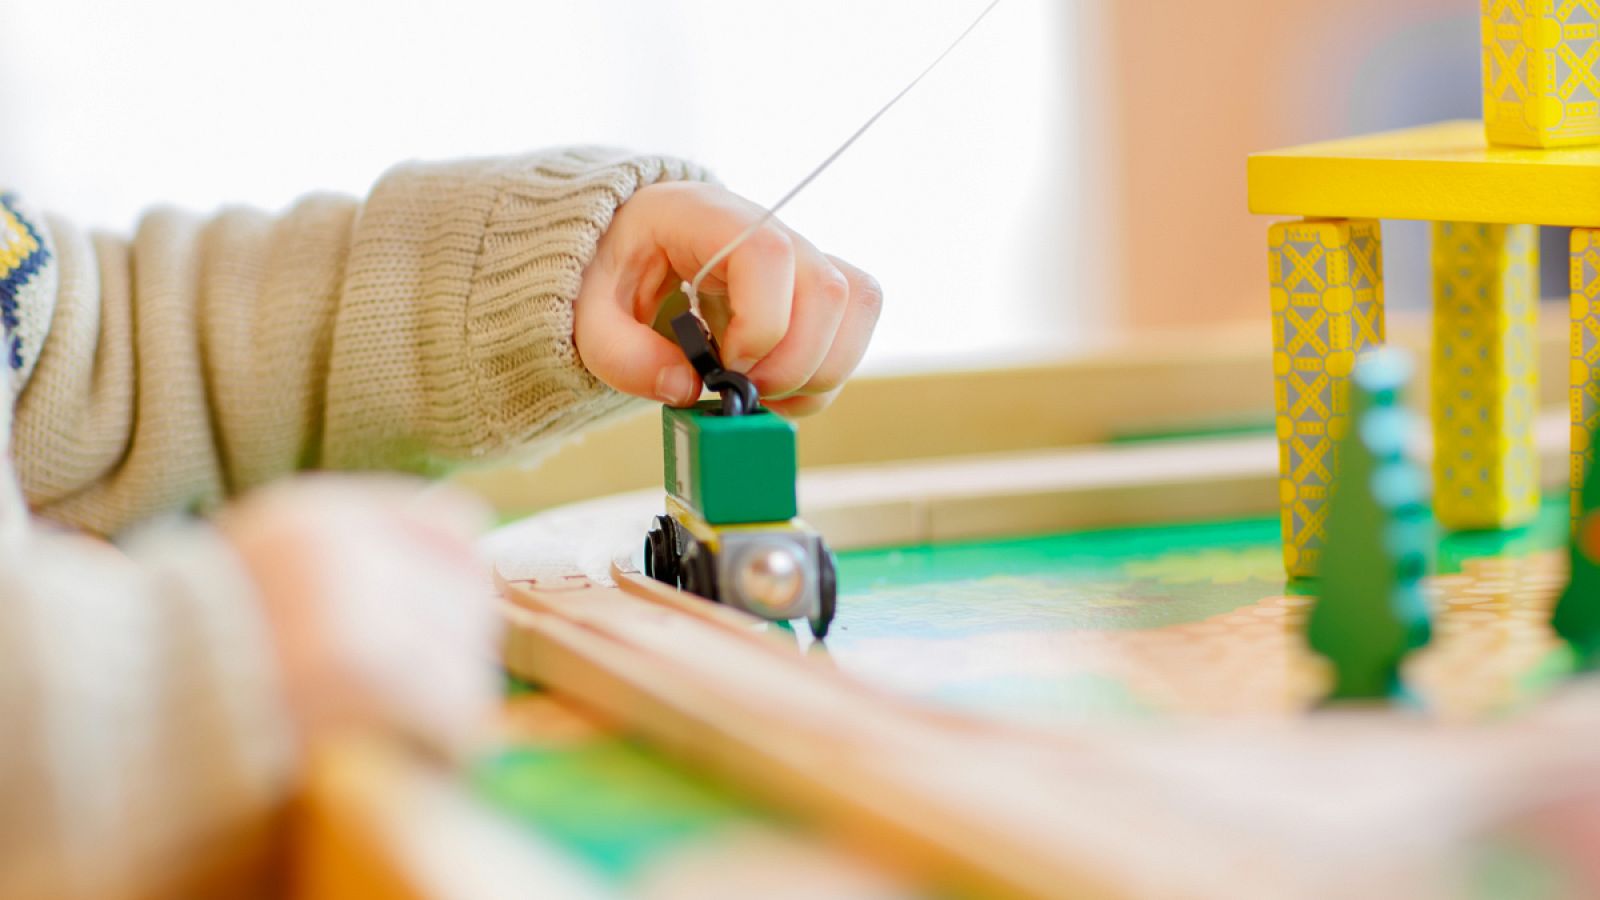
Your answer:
[642,308,838,638]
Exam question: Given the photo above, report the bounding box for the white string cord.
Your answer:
[685,0,1004,307]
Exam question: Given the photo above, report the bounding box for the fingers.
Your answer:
[654,191,877,401]
[576,181,791,405]
[304,497,499,757]
[759,260,881,418]
[574,182,882,410]
[632,182,799,373]
[745,238,851,397]
[223,477,502,759]
[791,256,884,397]
[574,237,703,406]
[717,224,796,372]
[649,186,796,373]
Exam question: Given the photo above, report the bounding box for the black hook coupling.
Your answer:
[669,311,760,416]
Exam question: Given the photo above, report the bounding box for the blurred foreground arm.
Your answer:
[1,218,499,893]
[0,517,293,898]
[0,457,499,898]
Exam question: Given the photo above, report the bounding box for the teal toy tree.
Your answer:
[1306,349,1433,701]
[1553,457,1600,667]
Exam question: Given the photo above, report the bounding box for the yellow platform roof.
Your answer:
[1248,120,1600,228]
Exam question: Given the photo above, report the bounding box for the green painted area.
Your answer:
[472,739,759,881]
[832,498,1572,639]
[1107,416,1275,445]
[504,673,540,696]
[825,495,1570,725]
[1467,838,1575,900]
[1436,508,1567,574]
[662,402,797,524]
[1518,642,1578,696]
[833,515,1294,638]
[826,516,1296,724]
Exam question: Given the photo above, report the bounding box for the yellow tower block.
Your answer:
[1432,223,1540,530]
[1269,219,1385,579]
[1482,0,1600,148]
[1574,228,1600,516]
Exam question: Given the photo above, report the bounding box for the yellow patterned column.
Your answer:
[1481,0,1600,148]
[1432,222,1540,530]
[1574,229,1600,517]
[1269,219,1385,579]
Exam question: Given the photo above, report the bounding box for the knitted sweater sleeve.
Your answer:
[0,148,707,893]
[0,194,294,898]
[12,148,709,535]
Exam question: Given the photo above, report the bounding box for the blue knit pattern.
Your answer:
[0,192,50,371]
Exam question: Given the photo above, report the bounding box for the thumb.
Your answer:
[574,267,703,407]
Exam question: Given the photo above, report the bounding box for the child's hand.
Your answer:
[219,476,501,759]
[575,182,882,417]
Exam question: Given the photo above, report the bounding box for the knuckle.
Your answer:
[854,272,884,321]
[817,266,851,312]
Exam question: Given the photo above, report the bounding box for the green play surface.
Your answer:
[817,495,1570,725]
[835,495,1569,626]
[475,496,1576,893]
[474,736,758,879]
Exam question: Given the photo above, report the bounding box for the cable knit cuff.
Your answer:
[323,148,712,474]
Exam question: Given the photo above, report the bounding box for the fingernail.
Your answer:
[656,366,695,405]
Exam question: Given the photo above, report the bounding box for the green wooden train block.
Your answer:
[1553,457,1600,668]
[662,402,797,525]
[1307,349,1433,702]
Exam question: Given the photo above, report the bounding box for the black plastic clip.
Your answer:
[669,311,760,417]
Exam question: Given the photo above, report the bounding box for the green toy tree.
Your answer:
[1306,349,1433,701]
[1553,455,1600,667]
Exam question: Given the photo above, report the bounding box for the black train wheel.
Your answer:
[810,543,838,640]
[643,515,681,587]
[680,540,719,603]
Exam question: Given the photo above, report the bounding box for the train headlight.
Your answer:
[735,543,806,617]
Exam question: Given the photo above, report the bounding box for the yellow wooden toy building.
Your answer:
[1248,0,1600,578]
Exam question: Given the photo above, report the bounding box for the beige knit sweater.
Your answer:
[0,148,706,897]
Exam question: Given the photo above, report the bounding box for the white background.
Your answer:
[0,0,1097,371]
